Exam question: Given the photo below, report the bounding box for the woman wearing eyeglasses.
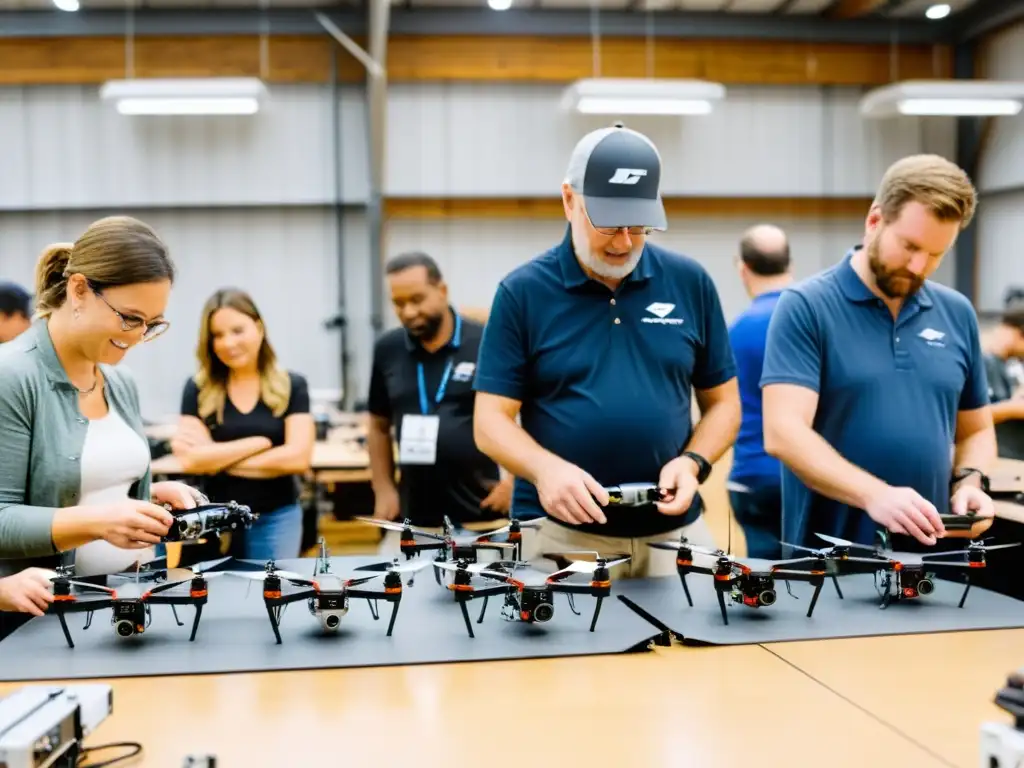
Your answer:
[0,217,204,636]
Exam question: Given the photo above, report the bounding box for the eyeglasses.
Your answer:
[593,226,654,237]
[91,286,170,342]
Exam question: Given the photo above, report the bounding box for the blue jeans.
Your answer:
[729,485,783,560]
[244,503,303,562]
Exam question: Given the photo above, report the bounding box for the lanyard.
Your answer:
[416,313,462,416]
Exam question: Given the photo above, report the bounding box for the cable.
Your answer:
[78,741,143,767]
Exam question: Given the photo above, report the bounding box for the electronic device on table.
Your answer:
[162,501,258,543]
[980,669,1024,767]
[0,684,112,768]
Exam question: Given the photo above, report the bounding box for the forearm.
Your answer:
[685,399,741,465]
[367,428,397,493]
[0,504,61,558]
[474,412,555,486]
[227,445,312,477]
[953,427,998,476]
[991,400,1024,424]
[765,423,886,509]
[173,437,271,475]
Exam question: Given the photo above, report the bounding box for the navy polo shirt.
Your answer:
[474,226,737,538]
[760,248,989,549]
[728,290,783,489]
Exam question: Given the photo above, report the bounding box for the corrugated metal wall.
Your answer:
[386,83,957,197]
[0,209,372,421]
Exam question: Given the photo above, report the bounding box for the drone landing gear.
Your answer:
[57,612,76,649]
[679,573,693,607]
[362,597,401,637]
[188,605,204,642]
[588,596,604,632]
[958,578,972,609]
[170,604,184,627]
[266,604,285,645]
[716,587,729,626]
[831,575,843,599]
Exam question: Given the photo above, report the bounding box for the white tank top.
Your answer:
[72,407,153,578]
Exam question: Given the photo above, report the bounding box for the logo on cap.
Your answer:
[608,168,648,185]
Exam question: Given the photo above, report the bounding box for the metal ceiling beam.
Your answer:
[366,0,389,344]
[951,0,1024,43]
[0,7,950,45]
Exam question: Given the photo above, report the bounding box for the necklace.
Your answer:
[76,367,100,396]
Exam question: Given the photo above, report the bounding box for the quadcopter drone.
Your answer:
[357,515,541,583]
[45,557,233,648]
[433,552,630,638]
[161,501,258,543]
[647,537,832,625]
[232,538,431,644]
[781,532,1022,609]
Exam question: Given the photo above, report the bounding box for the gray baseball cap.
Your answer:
[564,123,667,231]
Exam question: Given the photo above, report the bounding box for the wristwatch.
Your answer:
[951,466,990,493]
[682,451,713,485]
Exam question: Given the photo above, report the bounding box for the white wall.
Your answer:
[973,22,1024,310]
[0,209,372,421]
[386,83,956,197]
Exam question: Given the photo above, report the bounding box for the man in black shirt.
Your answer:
[0,282,31,344]
[984,308,1024,460]
[367,252,511,551]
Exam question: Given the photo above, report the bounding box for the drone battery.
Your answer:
[450,545,478,563]
[0,684,112,768]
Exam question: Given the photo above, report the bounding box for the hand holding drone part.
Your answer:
[161,501,258,543]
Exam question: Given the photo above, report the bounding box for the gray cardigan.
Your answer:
[0,319,152,573]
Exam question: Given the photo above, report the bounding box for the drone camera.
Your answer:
[916,578,935,596]
[177,517,201,540]
[319,611,345,631]
[518,586,556,623]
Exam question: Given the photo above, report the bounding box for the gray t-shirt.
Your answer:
[984,353,1024,460]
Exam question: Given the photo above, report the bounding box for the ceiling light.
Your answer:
[488,0,512,9]
[99,77,269,116]
[859,80,1024,118]
[561,78,726,117]
[925,3,950,19]
[52,0,79,11]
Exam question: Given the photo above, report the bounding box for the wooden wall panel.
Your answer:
[383,196,874,219]
[0,35,951,86]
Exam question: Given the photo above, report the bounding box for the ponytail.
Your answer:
[33,243,74,318]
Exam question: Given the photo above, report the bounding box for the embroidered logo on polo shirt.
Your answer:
[642,302,684,326]
[918,328,946,348]
[452,361,476,382]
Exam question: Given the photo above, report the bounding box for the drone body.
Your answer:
[47,562,222,648]
[436,554,629,638]
[163,501,258,543]
[239,539,424,643]
[647,538,827,625]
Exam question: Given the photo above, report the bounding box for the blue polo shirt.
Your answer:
[474,226,737,538]
[729,290,783,489]
[760,248,989,548]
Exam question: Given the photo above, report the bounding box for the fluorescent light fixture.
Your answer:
[99,77,268,116]
[925,3,950,19]
[859,80,1024,118]
[561,78,726,117]
[53,0,79,11]
[488,0,512,9]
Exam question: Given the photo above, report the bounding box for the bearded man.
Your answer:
[470,123,741,577]
[760,154,997,552]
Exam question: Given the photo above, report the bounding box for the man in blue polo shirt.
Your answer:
[727,224,793,559]
[472,123,741,577]
[760,154,997,553]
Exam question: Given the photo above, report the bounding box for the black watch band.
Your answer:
[683,451,712,484]
[951,467,990,493]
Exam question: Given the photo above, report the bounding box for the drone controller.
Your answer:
[162,502,257,543]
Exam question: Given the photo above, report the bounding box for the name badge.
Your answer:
[399,414,440,465]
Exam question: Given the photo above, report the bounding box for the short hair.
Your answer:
[740,234,790,277]
[873,154,977,230]
[0,282,31,318]
[1001,308,1024,334]
[385,251,443,284]
[34,216,175,319]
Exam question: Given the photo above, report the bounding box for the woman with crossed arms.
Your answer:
[0,217,204,637]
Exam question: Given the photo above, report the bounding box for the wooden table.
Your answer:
[0,643,960,768]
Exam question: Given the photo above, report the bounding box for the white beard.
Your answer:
[571,218,643,280]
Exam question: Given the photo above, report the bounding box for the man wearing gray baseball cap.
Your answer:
[471,123,741,577]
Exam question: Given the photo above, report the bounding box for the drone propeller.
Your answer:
[473,519,543,538]
[352,558,434,576]
[50,577,116,595]
[354,516,447,541]
[432,560,515,582]
[647,539,725,558]
[921,541,1022,560]
[232,569,316,586]
[814,533,881,553]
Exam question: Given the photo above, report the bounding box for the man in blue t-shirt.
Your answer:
[760,154,997,553]
[471,123,741,578]
[727,224,792,559]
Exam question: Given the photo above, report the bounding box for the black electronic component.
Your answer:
[162,501,258,543]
